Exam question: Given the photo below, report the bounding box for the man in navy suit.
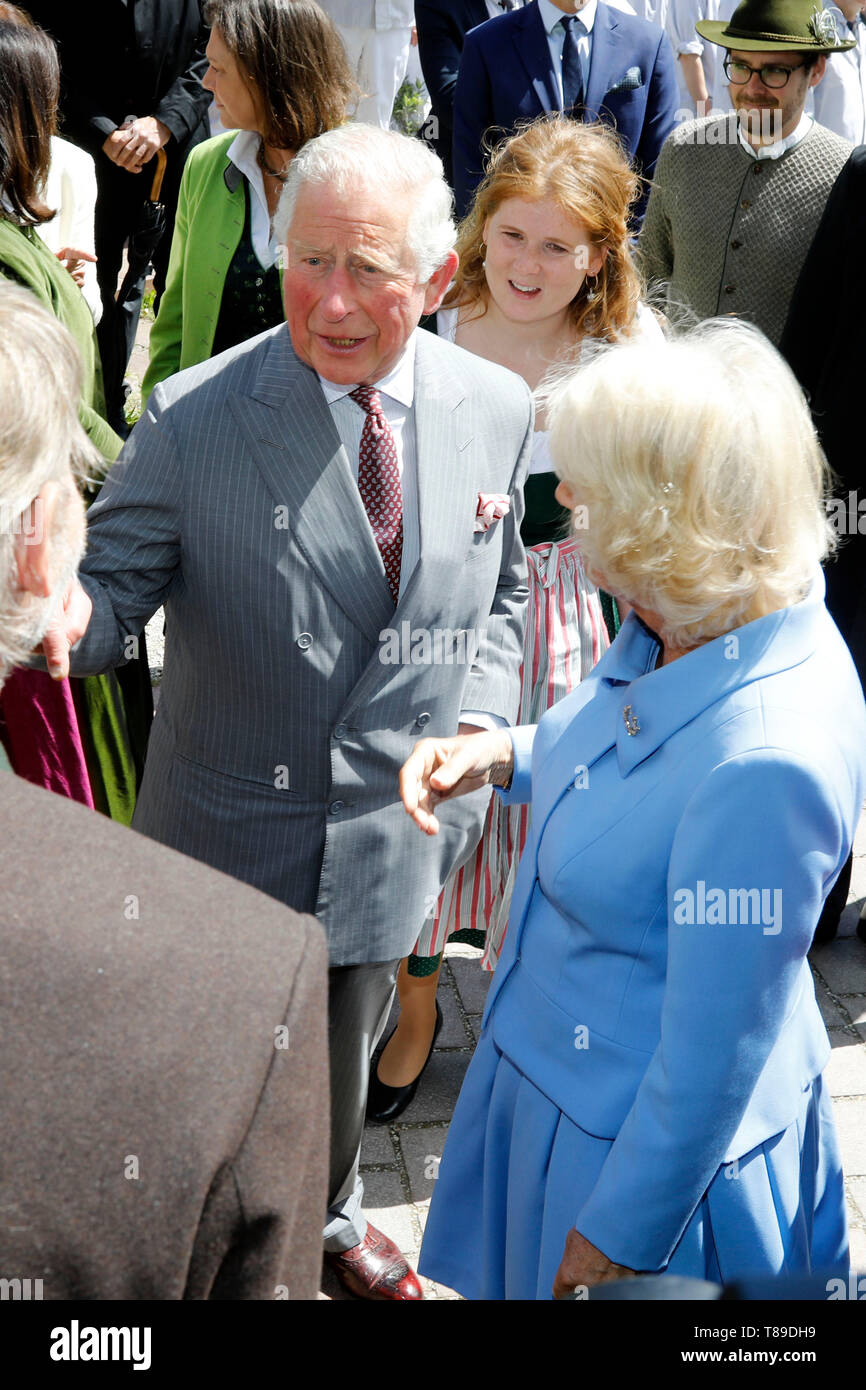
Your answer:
[415,0,516,185]
[452,0,679,218]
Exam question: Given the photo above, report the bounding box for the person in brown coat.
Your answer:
[0,280,329,1300]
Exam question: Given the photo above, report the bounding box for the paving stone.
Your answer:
[398,1125,451,1204]
[834,1098,866,1176]
[848,1226,866,1275]
[839,898,866,936]
[810,938,866,995]
[360,1168,419,1262]
[446,953,494,1015]
[849,853,866,902]
[847,1176,866,1225]
[438,979,473,1047]
[420,1273,461,1300]
[393,1048,472,1124]
[825,1031,866,1097]
[846,996,866,1041]
[360,1123,396,1168]
[812,974,848,1029]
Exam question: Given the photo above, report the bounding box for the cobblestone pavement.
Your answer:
[128,307,866,1304]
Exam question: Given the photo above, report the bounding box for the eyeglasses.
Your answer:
[723,57,808,88]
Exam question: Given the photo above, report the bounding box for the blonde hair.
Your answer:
[444,116,642,342]
[544,319,834,649]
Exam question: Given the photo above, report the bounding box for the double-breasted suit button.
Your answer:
[724,284,735,295]
[297,632,313,650]
[334,724,348,740]
[329,800,345,815]
[415,712,431,730]
[730,240,742,250]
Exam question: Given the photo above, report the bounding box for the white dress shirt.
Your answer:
[226,130,281,269]
[808,9,866,143]
[538,0,599,104]
[318,332,504,730]
[737,109,813,160]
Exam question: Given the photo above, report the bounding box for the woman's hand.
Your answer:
[399,726,514,835]
[552,1229,636,1298]
[56,246,96,288]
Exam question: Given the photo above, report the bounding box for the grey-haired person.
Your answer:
[44,122,532,1300]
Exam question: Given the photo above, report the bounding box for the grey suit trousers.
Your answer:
[324,959,401,1252]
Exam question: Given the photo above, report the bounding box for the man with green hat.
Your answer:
[639,0,853,344]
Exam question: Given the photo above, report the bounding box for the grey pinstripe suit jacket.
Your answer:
[72,324,532,965]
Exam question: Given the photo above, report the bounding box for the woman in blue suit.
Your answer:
[400,319,866,1299]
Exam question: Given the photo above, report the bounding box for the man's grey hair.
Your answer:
[274,124,456,282]
[0,283,95,684]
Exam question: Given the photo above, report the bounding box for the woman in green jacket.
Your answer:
[142,0,355,404]
[0,6,149,823]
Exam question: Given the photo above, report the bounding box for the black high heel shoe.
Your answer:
[366,1000,443,1124]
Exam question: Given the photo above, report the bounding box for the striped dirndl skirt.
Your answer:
[412,538,608,969]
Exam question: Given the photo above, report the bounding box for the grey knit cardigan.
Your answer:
[638,114,852,346]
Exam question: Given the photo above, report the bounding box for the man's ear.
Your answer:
[809,55,826,89]
[423,249,460,315]
[14,480,60,598]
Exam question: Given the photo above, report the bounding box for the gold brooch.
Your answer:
[623,704,640,736]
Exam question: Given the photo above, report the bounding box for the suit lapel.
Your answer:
[513,3,560,113]
[341,333,475,708]
[401,333,473,610]
[585,2,621,118]
[227,329,394,646]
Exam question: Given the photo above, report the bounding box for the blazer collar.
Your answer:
[602,571,828,777]
[585,0,621,116]
[227,326,395,644]
[524,571,827,857]
[226,325,472,650]
[513,2,560,112]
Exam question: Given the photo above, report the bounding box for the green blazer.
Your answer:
[0,218,121,465]
[142,131,255,405]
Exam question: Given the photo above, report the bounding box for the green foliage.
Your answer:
[391,78,428,137]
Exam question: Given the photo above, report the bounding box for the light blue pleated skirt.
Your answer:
[419,1031,849,1300]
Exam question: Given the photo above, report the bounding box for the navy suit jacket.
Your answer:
[415,0,489,183]
[453,0,679,220]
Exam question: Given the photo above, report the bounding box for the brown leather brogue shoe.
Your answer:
[325,1224,423,1301]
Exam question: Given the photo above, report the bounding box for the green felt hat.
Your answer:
[696,0,855,51]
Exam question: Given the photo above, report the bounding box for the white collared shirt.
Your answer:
[808,8,866,143]
[226,129,281,269]
[318,332,503,731]
[538,0,599,104]
[318,333,421,599]
[736,109,813,159]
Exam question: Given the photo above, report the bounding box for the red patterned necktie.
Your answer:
[350,385,403,603]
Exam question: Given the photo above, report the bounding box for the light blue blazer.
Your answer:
[484,573,866,1271]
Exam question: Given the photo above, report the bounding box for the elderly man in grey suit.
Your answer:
[0,282,329,1300]
[48,124,532,1300]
